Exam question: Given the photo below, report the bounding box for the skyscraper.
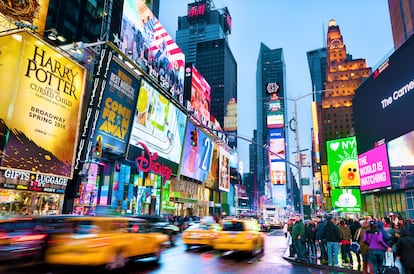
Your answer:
[175,0,237,148]
[255,43,291,209]
[388,0,414,49]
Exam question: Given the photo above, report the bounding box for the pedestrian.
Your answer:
[315,215,328,264]
[396,223,414,274]
[305,218,317,262]
[292,214,306,262]
[339,219,353,268]
[363,220,392,274]
[287,218,296,257]
[323,214,341,267]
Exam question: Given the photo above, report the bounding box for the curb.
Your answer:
[283,256,362,273]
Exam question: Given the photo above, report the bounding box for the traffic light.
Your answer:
[190,129,198,146]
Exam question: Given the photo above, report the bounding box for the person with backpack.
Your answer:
[363,220,392,274]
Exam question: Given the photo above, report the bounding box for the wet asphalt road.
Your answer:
[0,229,350,274]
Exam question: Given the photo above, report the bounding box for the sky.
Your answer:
[158,0,394,176]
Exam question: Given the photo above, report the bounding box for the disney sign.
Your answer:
[135,142,172,181]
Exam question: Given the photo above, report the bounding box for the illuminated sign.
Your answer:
[268,128,285,161]
[218,148,230,192]
[120,0,185,104]
[331,188,361,212]
[0,31,86,178]
[135,142,173,180]
[94,58,139,155]
[326,137,360,188]
[270,162,286,185]
[187,1,207,21]
[358,143,391,192]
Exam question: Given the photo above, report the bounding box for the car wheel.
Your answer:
[169,233,177,246]
[105,250,128,270]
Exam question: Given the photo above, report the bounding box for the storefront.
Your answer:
[0,169,66,216]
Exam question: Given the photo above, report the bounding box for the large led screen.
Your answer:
[268,128,285,161]
[387,130,414,190]
[184,64,211,126]
[270,162,286,185]
[93,58,140,155]
[358,143,391,192]
[0,31,86,178]
[219,148,230,192]
[267,99,284,128]
[354,33,414,153]
[272,184,287,207]
[180,122,214,182]
[205,143,219,189]
[332,188,361,213]
[120,0,185,104]
[129,79,186,170]
[326,136,360,188]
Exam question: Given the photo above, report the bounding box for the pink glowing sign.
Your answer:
[358,143,391,191]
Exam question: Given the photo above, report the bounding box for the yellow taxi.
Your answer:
[212,218,265,257]
[45,216,168,270]
[182,222,221,250]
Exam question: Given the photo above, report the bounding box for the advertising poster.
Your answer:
[0,31,86,178]
[272,184,287,207]
[268,128,285,161]
[270,162,286,185]
[331,188,361,213]
[358,143,391,192]
[205,143,219,189]
[129,79,187,167]
[184,64,211,126]
[387,130,414,190]
[326,136,360,188]
[94,58,140,155]
[267,100,284,128]
[180,122,214,182]
[120,0,185,104]
[218,147,230,192]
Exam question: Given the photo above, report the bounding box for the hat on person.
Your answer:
[369,220,376,226]
[326,214,332,221]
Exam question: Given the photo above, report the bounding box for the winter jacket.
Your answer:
[363,230,389,250]
[323,221,340,242]
[339,224,352,244]
[316,220,325,241]
[396,227,414,269]
[292,220,305,240]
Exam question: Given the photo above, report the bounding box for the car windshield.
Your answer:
[222,221,244,231]
[187,224,211,231]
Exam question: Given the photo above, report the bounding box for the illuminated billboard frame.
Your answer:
[0,30,86,179]
[120,0,185,105]
[331,188,361,213]
[326,136,360,188]
[358,143,391,192]
[129,79,187,168]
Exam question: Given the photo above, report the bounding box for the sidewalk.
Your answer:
[282,248,362,273]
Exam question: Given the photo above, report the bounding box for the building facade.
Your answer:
[388,0,414,49]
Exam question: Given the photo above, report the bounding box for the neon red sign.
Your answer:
[135,142,172,180]
[188,3,206,18]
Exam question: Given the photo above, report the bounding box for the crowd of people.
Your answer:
[284,213,414,274]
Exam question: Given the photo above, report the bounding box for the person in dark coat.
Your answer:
[323,215,341,267]
[292,214,306,262]
[396,223,414,274]
[305,218,317,261]
[315,215,328,263]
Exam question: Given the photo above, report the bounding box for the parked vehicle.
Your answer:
[45,216,169,270]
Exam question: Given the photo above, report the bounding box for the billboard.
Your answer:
[0,31,86,178]
[183,64,211,126]
[120,0,185,105]
[387,129,414,190]
[205,143,219,189]
[268,128,285,161]
[326,137,360,188]
[219,148,230,192]
[180,122,214,182]
[267,99,284,128]
[332,188,361,213]
[270,162,286,185]
[128,79,187,173]
[272,184,287,207]
[93,57,140,155]
[358,143,391,192]
[354,33,414,153]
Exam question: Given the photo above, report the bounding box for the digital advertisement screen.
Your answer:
[272,184,287,207]
[0,31,86,178]
[387,130,414,190]
[267,99,284,128]
[326,136,360,188]
[268,128,285,162]
[218,148,230,192]
[354,33,414,153]
[205,143,219,189]
[270,162,286,185]
[184,64,211,126]
[129,79,187,167]
[358,143,391,192]
[93,58,140,155]
[120,0,185,104]
[331,188,361,213]
[180,122,214,182]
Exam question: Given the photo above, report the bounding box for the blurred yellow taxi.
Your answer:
[182,222,221,250]
[212,218,265,257]
[45,216,168,270]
